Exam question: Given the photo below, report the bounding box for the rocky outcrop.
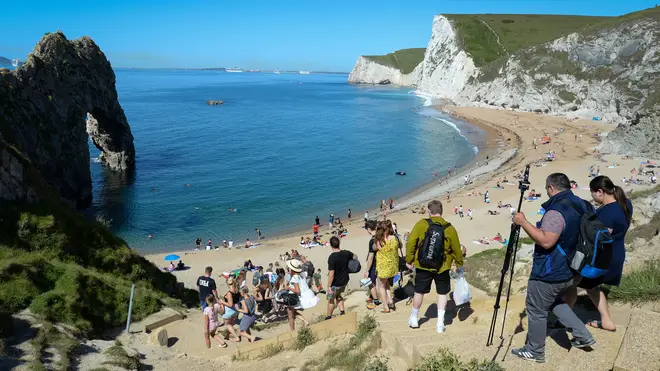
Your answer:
[0,31,135,207]
[348,56,422,86]
[349,10,660,156]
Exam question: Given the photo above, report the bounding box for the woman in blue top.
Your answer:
[566,175,632,332]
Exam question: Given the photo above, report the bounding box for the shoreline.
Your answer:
[138,104,511,256]
[145,105,659,295]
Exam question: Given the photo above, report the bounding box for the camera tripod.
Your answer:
[486,164,530,346]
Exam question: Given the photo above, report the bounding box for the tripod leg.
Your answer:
[499,232,520,339]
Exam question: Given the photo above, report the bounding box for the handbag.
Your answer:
[396,235,409,272]
[348,258,361,273]
[277,291,299,307]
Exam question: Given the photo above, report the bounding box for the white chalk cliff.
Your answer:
[349,12,660,157]
[348,56,422,86]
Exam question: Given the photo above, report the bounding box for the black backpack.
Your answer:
[559,200,614,279]
[417,219,450,269]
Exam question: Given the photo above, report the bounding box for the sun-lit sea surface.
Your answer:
[85,70,483,252]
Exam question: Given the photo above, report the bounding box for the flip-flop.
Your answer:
[218,343,228,348]
[587,320,616,332]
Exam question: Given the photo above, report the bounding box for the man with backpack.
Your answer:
[406,200,463,333]
[511,173,595,363]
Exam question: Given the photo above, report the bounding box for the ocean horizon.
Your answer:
[85,69,483,252]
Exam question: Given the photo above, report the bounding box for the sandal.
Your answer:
[587,320,616,332]
[389,304,396,312]
[218,342,228,348]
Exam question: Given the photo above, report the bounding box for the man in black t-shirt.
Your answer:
[195,237,202,250]
[326,236,357,319]
[196,266,217,310]
[363,220,380,309]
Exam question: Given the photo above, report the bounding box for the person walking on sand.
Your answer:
[406,200,463,334]
[348,208,352,220]
[236,287,257,342]
[511,173,595,363]
[458,205,464,218]
[284,259,312,331]
[364,220,380,310]
[373,220,400,313]
[329,214,334,230]
[255,228,262,242]
[389,197,394,210]
[197,266,218,310]
[326,236,357,320]
[203,295,228,348]
[315,215,320,226]
[563,175,632,332]
[468,209,473,220]
[195,237,202,249]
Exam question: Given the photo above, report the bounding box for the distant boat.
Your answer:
[299,70,310,75]
[11,58,22,67]
[274,69,281,74]
[247,69,261,73]
[226,67,244,73]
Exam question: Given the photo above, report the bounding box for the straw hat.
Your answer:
[286,259,303,273]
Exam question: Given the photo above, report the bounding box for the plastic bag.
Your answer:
[453,273,472,306]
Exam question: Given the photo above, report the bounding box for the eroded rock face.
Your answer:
[0,31,135,207]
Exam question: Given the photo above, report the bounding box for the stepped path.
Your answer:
[357,286,656,371]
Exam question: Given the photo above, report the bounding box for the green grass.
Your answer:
[0,198,197,337]
[364,48,426,74]
[606,259,660,304]
[628,184,660,200]
[294,325,317,350]
[28,323,79,371]
[260,343,284,359]
[103,342,142,370]
[300,315,379,371]
[445,14,608,67]
[626,212,660,243]
[464,248,506,295]
[414,347,505,371]
[364,358,389,371]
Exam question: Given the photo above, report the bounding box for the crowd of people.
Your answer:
[195,167,634,365]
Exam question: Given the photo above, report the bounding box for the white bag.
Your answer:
[298,275,320,310]
[453,273,472,306]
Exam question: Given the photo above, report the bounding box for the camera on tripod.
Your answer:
[487,164,531,347]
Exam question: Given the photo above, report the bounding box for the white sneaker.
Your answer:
[437,322,446,333]
[408,317,419,329]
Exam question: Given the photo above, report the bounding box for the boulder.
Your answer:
[149,328,168,347]
[0,31,135,207]
[378,79,391,85]
[207,100,224,105]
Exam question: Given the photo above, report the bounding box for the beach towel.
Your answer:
[472,240,490,245]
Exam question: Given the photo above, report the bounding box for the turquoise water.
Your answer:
[86,70,481,252]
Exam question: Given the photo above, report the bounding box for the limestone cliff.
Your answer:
[0,31,135,207]
[348,56,422,86]
[349,9,660,157]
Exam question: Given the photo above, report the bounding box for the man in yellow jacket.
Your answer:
[406,200,464,333]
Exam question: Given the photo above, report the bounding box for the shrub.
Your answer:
[103,344,141,370]
[365,358,389,371]
[414,348,504,371]
[295,325,317,350]
[260,343,284,359]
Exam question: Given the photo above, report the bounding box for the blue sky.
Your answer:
[0,0,657,71]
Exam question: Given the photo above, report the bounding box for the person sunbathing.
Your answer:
[487,210,500,215]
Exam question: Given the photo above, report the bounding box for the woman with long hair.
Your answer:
[373,220,400,313]
[565,175,632,332]
[219,277,241,342]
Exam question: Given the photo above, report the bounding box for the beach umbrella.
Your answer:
[164,254,180,261]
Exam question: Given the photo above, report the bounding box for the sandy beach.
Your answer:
[145,106,658,293]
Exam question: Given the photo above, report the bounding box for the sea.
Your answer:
[83,69,484,252]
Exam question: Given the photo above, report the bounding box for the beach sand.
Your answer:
[146,107,658,294]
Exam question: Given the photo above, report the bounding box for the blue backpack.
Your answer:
[559,200,614,279]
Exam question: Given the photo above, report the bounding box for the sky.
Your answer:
[0,0,658,71]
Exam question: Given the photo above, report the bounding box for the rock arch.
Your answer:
[0,31,134,207]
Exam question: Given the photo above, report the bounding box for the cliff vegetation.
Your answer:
[363,48,426,74]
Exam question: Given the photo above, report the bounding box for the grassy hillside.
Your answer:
[444,14,609,67]
[0,140,196,338]
[363,48,426,74]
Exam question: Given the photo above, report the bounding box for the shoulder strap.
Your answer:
[557,199,588,216]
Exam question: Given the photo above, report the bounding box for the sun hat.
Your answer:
[286,259,303,273]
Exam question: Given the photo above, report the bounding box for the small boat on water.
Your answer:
[299,70,310,75]
[274,69,281,74]
[395,172,407,176]
[226,67,244,73]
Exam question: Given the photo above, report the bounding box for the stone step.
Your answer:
[613,308,660,371]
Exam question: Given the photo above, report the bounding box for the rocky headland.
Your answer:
[348,8,660,157]
[0,31,135,208]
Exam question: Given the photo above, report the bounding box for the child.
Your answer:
[313,268,325,294]
[203,295,228,348]
[237,287,257,342]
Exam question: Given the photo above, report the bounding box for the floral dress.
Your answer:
[376,237,399,279]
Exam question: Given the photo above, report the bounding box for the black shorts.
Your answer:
[415,269,451,295]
